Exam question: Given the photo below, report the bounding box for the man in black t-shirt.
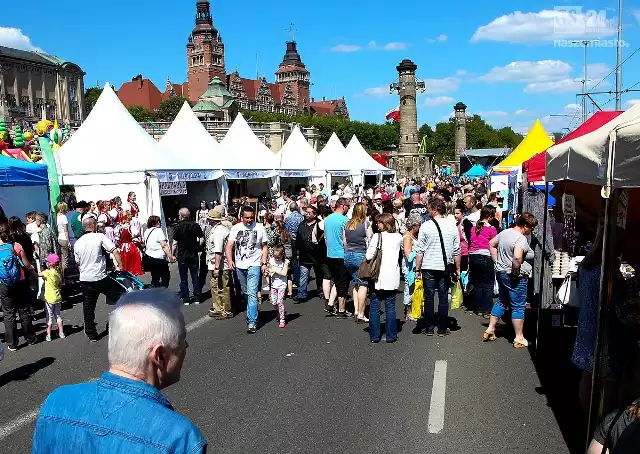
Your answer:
[589,399,640,453]
[171,208,204,305]
[407,192,431,224]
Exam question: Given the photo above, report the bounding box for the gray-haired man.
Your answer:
[33,289,207,453]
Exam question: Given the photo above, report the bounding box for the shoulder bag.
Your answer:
[357,232,383,281]
[432,219,458,286]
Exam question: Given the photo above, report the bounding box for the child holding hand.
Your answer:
[39,254,65,341]
[268,245,289,328]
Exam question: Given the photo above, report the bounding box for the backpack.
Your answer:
[604,406,640,454]
[0,243,22,286]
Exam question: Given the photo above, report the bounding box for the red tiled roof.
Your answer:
[239,78,259,101]
[268,82,283,104]
[117,78,163,111]
[309,103,334,116]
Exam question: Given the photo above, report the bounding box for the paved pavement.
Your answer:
[0,268,578,453]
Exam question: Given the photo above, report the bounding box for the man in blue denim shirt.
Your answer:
[32,289,207,453]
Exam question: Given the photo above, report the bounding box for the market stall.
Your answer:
[463,164,488,179]
[58,84,166,223]
[158,102,227,212]
[460,148,510,174]
[494,119,553,173]
[314,132,353,189]
[0,154,49,219]
[220,112,277,198]
[345,135,394,187]
[274,125,318,193]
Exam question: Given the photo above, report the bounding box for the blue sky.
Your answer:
[2,0,639,134]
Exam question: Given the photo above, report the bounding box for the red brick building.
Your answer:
[117,0,348,118]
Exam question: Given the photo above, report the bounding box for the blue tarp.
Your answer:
[463,164,488,178]
[0,154,48,186]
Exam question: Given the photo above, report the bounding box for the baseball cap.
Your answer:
[46,253,60,265]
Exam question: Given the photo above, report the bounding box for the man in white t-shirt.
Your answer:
[74,217,124,342]
[225,205,268,333]
[205,207,233,320]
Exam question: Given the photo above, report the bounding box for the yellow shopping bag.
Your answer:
[451,281,463,310]
[411,279,424,320]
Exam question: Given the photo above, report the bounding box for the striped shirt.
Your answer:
[415,217,461,271]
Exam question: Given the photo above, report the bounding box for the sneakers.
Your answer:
[46,335,52,342]
[324,302,337,315]
[208,310,222,318]
[247,324,257,334]
[424,327,435,336]
[336,311,349,319]
[191,295,202,305]
[59,332,66,339]
[182,298,191,306]
[6,345,17,352]
[437,328,451,337]
[279,320,286,328]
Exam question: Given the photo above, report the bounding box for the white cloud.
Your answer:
[330,44,361,52]
[471,9,616,43]
[0,27,43,52]
[424,96,454,107]
[456,69,467,76]
[515,109,531,116]
[564,103,581,111]
[440,111,455,121]
[584,63,611,80]
[368,41,409,50]
[524,77,609,93]
[625,99,640,107]
[356,86,390,98]
[478,60,572,83]
[428,34,448,43]
[478,110,509,117]
[423,77,461,94]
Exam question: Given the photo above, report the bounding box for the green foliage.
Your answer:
[13,124,25,148]
[127,105,155,122]
[84,88,103,114]
[242,110,399,151]
[156,96,189,122]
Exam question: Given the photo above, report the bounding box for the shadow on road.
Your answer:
[0,357,55,388]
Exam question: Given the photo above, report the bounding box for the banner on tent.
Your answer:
[279,170,311,178]
[329,171,351,176]
[157,170,220,182]
[224,170,276,180]
[159,181,187,196]
[381,169,395,175]
[363,170,380,175]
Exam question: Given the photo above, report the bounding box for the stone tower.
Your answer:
[275,41,311,110]
[453,102,467,174]
[186,0,226,103]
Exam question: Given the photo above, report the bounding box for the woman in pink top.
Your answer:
[469,205,497,317]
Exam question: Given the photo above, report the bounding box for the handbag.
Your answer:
[357,233,383,281]
[432,219,458,285]
[555,272,579,307]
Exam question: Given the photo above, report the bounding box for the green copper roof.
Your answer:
[0,46,69,67]
[200,76,234,98]
[193,100,223,112]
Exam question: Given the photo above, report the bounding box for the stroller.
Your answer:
[107,270,146,294]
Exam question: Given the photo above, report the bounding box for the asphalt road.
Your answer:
[0,268,577,453]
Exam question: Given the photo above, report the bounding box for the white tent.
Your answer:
[58,83,166,221]
[158,101,228,205]
[221,112,277,179]
[546,103,640,186]
[603,117,640,188]
[315,133,352,175]
[345,135,394,175]
[275,125,317,176]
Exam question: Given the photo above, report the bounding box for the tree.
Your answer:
[84,87,103,114]
[157,96,189,122]
[127,105,155,122]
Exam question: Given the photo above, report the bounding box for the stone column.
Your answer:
[28,68,34,118]
[77,76,84,121]
[395,59,422,179]
[12,66,19,107]
[453,102,467,175]
[41,75,47,120]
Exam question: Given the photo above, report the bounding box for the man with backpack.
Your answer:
[0,221,37,351]
[589,399,640,453]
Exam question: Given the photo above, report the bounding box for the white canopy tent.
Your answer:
[158,101,228,205]
[345,134,395,175]
[546,103,640,186]
[604,117,640,188]
[275,125,317,175]
[58,83,167,222]
[221,112,277,197]
[314,132,354,188]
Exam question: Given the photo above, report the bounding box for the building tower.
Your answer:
[275,41,310,111]
[186,0,226,103]
[453,102,467,174]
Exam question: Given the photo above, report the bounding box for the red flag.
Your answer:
[385,106,400,122]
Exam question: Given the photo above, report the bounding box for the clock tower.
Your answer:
[186,0,226,102]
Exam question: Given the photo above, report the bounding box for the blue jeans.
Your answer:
[235,266,261,325]
[492,272,527,320]
[469,254,494,313]
[178,261,200,300]
[422,269,450,332]
[369,289,397,342]
[344,251,367,287]
[298,264,311,299]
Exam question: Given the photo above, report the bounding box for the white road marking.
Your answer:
[0,314,213,441]
[427,360,448,434]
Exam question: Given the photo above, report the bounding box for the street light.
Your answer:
[572,40,600,123]
[389,80,426,95]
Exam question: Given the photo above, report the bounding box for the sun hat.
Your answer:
[207,206,225,221]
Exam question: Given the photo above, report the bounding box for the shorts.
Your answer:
[326,257,349,298]
[344,251,367,287]
[45,302,62,324]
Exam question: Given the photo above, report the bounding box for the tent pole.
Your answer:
[534,181,549,361]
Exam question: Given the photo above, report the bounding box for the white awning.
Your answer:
[221,113,277,178]
[314,133,354,175]
[345,135,395,175]
[274,125,316,177]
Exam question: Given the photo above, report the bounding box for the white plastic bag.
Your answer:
[555,273,579,307]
